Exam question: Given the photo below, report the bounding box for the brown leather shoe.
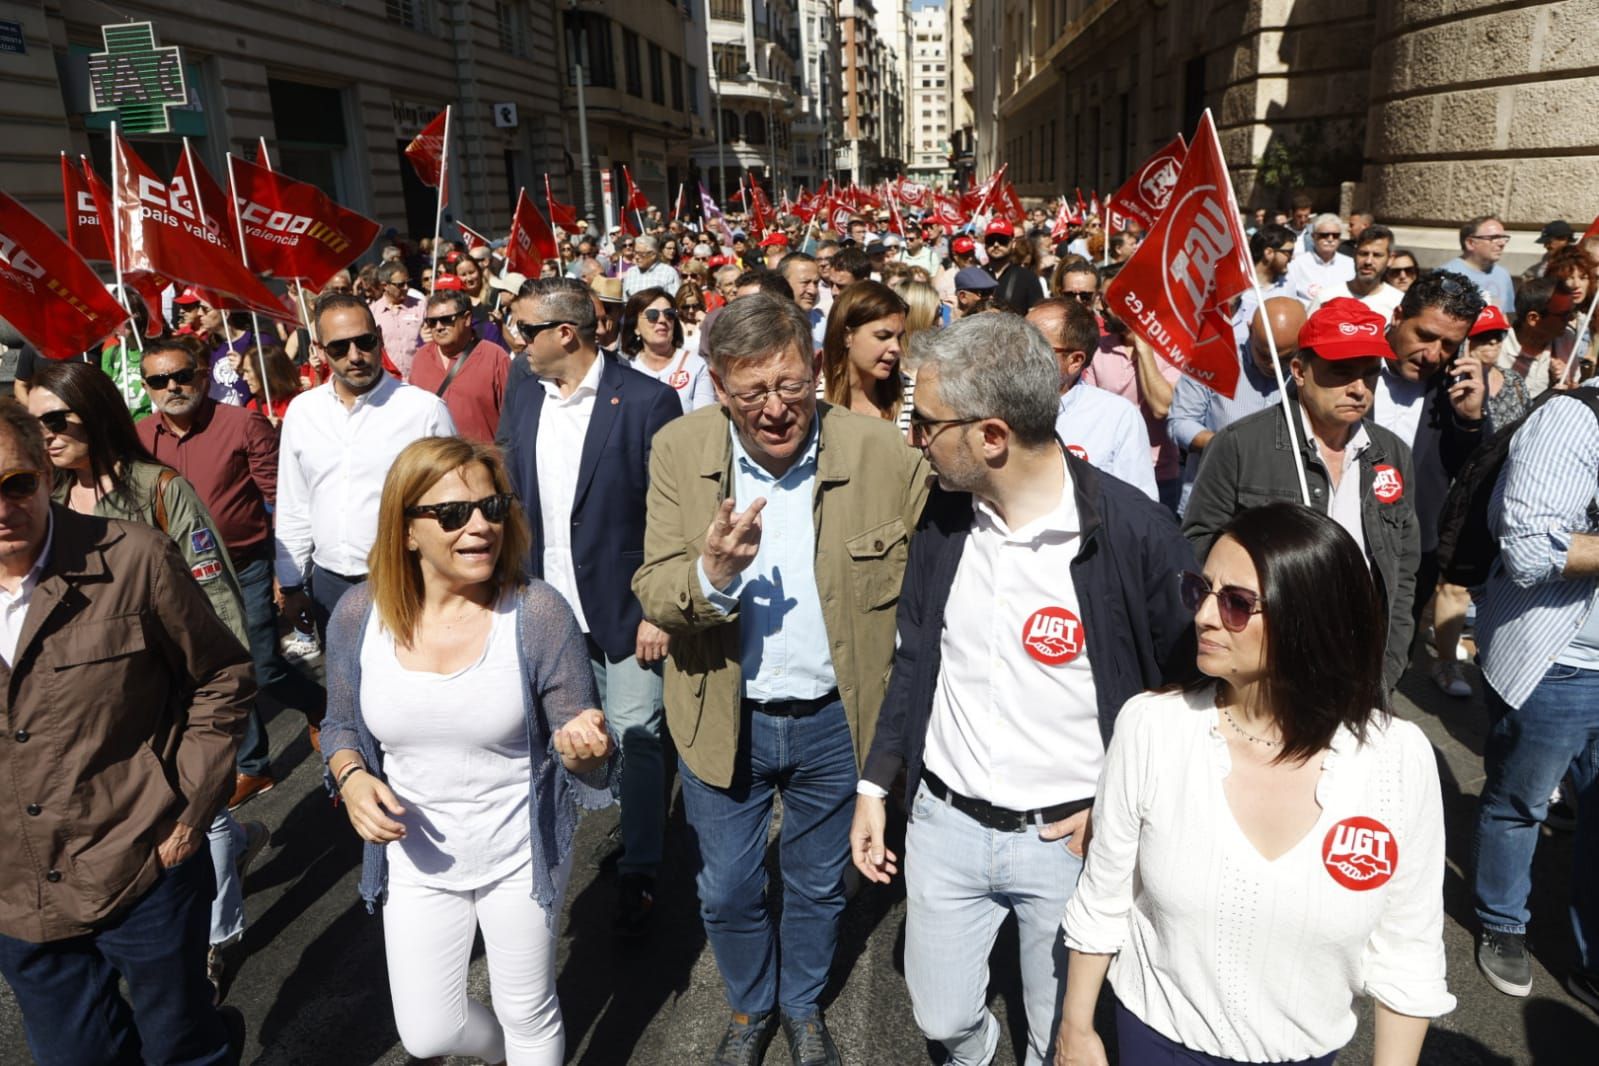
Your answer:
[228,773,275,811]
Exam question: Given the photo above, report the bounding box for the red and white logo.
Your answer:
[1021,606,1086,666]
[1322,816,1398,890]
[1065,443,1089,461]
[668,369,691,389]
[1372,464,1404,504]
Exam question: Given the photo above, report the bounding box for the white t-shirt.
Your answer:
[360,594,531,890]
[628,347,717,412]
[1063,688,1455,1062]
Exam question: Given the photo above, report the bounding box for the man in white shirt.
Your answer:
[1285,213,1355,305]
[621,235,680,300]
[851,312,1196,1066]
[1310,223,1404,322]
[777,253,826,351]
[276,293,456,634]
[1232,223,1301,344]
[1025,297,1158,500]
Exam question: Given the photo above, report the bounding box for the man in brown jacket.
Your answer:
[0,400,255,1065]
[634,294,929,1066]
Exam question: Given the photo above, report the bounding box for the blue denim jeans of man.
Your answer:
[0,849,229,1066]
[679,699,857,1018]
[903,782,1084,1066]
[236,551,326,753]
[1473,662,1599,972]
[207,810,246,947]
[589,639,665,877]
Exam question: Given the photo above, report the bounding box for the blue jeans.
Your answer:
[235,552,327,774]
[1473,663,1599,972]
[207,811,246,947]
[589,640,665,878]
[0,849,228,1066]
[904,782,1084,1066]
[679,699,857,1018]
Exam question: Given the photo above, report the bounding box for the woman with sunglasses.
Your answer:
[1385,249,1420,293]
[675,278,708,348]
[1058,503,1452,1066]
[321,436,614,1066]
[620,285,715,413]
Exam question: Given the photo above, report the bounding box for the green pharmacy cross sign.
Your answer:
[87,22,187,134]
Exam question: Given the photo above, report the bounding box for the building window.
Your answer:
[385,0,430,32]
[622,30,642,96]
[745,111,766,145]
[565,12,615,87]
[495,2,526,56]
[721,109,740,141]
[713,42,746,80]
[649,43,665,104]
[672,56,685,111]
[710,0,744,20]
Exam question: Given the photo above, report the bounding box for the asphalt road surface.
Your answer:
[2,654,1596,1065]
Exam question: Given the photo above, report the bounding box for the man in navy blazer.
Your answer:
[498,277,681,936]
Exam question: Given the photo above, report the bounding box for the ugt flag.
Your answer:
[1106,134,1188,233]
[405,108,450,205]
[506,188,557,278]
[229,155,380,288]
[0,190,129,359]
[1103,111,1252,399]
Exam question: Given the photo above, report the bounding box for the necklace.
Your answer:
[1223,706,1281,748]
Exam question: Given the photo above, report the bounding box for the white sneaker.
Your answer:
[281,630,322,664]
[1432,661,1472,698]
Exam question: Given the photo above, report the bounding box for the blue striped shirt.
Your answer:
[1476,379,1599,708]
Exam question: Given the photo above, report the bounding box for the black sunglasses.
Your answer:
[423,311,467,328]
[0,468,44,501]
[1062,290,1097,303]
[143,367,199,390]
[512,319,576,343]
[644,308,678,323]
[405,493,515,532]
[1387,266,1419,277]
[36,410,77,435]
[1179,571,1264,633]
[321,332,382,359]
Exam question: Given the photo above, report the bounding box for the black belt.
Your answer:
[923,769,1092,833]
[743,688,840,718]
[313,564,368,585]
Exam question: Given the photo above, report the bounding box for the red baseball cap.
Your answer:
[984,219,1014,239]
[431,274,465,291]
[951,235,976,255]
[759,232,789,248]
[1298,298,1395,360]
[174,286,204,306]
[1470,304,1511,336]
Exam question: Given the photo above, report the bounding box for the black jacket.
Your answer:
[861,454,1198,806]
[1402,368,1486,553]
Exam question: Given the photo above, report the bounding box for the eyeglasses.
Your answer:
[36,410,79,435]
[321,332,382,360]
[1313,231,1341,239]
[1273,245,1296,256]
[1469,233,1511,245]
[644,308,679,323]
[725,378,813,411]
[985,236,1011,245]
[511,319,577,343]
[142,367,199,390]
[0,468,44,501]
[383,277,409,287]
[907,409,983,444]
[1387,265,1418,277]
[405,493,515,532]
[1179,570,1264,633]
[681,303,704,313]
[1062,290,1097,303]
[423,311,467,328]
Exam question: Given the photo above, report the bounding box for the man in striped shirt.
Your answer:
[1472,380,1599,1012]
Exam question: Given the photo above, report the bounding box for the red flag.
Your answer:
[896,176,929,210]
[827,199,854,236]
[228,154,381,288]
[623,166,650,213]
[113,131,284,320]
[1581,214,1599,254]
[458,222,492,253]
[506,188,557,278]
[999,181,1026,224]
[1103,111,1252,399]
[1088,190,1101,219]
[405,109,450,205]
[74,158,164,337]
[1050,199,1074,242]
[544,175,579,231]
[1107,135,1188,233]
[61,153,110,261]
[886,195,906,238]
[0,190,129,358]
[931,194,965,229]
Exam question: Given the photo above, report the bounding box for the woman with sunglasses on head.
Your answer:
[321,436,615,1066]
[620,285,715,413]
[1058,503,1452,1066]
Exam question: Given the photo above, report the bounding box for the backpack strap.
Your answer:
[151,468,178,533]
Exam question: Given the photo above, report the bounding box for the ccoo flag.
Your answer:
[228,155,380,288]
[0,190,129,359]
[1103,111,1252,399]
[61,153,111,261]
[506,188,557,278]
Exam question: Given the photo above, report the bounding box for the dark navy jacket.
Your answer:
[498,353,682,660]
[861,453,1199,806]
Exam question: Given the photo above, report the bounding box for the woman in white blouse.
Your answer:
[1058,503,1452,1066]
[621,285,717,412]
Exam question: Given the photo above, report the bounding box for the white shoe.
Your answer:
[281,631,321,664]
[1432,661,1472,698]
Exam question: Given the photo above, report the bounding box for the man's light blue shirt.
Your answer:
[1438,256,1517,314]
[696,422,838,701]
[1169,345,1283,514]
[1054,383,1157,500]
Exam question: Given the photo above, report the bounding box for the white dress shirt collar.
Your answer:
[540,351,603,404]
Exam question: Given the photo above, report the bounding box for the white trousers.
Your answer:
[382,859,570,1066]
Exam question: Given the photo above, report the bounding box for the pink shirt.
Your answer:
[1081,334,1183,481]
[371,295,426,380]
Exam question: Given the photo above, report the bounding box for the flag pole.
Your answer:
[221,150,272,413]
[108,122,141,423]
[1560,296,1597,386]
[431,105,451,277]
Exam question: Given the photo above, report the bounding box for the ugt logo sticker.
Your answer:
[1322,816,1397,890]
[1372,464,1404,504]
[1021,606,1085,666]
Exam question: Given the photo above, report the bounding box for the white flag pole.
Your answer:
[1562,297,1597,386]
[221,150,272,412]
[431,105,451,277]
[108,124,143,363]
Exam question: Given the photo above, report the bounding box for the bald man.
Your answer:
[1168,296,1306,514]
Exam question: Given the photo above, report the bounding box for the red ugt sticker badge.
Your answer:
[1021,606,1086,666]
[1371,464,1404,504]
[1065,444,1090,461]
[668,369,691,389]
[1322,816,1398,890]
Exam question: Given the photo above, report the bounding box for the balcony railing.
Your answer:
[710,0,743,22]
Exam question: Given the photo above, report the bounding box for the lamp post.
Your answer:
[712,70,727,204]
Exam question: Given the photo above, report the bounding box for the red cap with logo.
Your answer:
[174,286,204,306]
[984,219,1014,239]
[951,235,976,255]
[1470,304,1511,336]
[1298,297,1395,361]
[431,274,465,291]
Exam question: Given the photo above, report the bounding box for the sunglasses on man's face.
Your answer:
[0,468,44,501]
[405,493,515,532]
[36,410,79,435]
[1179,570,1264,633]
[321,332,382,360]
[511,319,576,343]
[143,367,199,390]
[644,308,678,323]
[423,311,467,329]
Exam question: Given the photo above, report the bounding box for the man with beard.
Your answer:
[1310,224,1404,322]
[275,294,456,639]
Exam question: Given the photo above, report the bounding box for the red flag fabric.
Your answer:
[1074,187,1089,221]
[896,177,929,210]
[405,109,450,205]
[1107,135,1188,233]
[506,188,557,278]
[544,175,579,231]
[458,222,492,253]
[0,189,129,358]
[113,131,284,320]
[1050,199,1074,242]
[78,156,167,337]
[999,181,1026,224]
[228,155,381,288]
[623,166,650,213]
[827,199,854,236]
[1581,214,1599,254]
[1102,111,1252,399]
[931,194,965,229]
[61,154,110,261]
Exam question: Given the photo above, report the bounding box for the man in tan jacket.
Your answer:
[0,400,254,1065]
[634,293,928,1066]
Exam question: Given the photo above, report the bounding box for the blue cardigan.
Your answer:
[319,580,616,923]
